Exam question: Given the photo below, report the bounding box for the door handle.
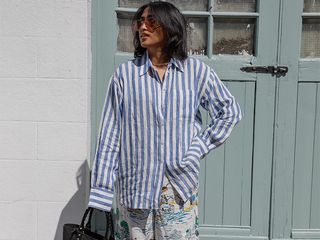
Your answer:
[240,65,288,77]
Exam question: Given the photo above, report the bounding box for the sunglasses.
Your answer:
[132,15,161,32]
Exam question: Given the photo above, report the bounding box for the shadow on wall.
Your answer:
[54,160,89,240]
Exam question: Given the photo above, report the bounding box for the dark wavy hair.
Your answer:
[132,1,188,60]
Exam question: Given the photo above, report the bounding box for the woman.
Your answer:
[88,2,242,239]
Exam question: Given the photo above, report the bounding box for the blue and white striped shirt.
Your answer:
[88,51,242,212]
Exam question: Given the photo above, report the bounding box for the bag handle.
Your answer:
[79,207,114,239]
[79,207,93,229]
[106,210,115,239]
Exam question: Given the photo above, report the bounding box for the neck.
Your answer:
[147,48,169,66]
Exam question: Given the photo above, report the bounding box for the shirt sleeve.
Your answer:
[88,75,123,212]
[189,66,243,160]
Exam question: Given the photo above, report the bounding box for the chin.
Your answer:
[140,40,149,47]
[141,44,151,49]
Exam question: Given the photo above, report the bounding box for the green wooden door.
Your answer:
[270,1,320,239]
[90,0,320,239]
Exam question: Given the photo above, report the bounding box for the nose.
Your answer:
[139,21,147,31]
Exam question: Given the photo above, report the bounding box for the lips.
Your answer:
[140,33,150,38]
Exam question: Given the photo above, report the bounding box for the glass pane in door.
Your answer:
[118,0,150,8]
[186,17,207,55]
[166,0,208,11]
[301,18,320,58]
[117,13,135,53]
[303,0,320,12]
[214,0,256,12]
[119,0,208,11]
[213,18,255,55]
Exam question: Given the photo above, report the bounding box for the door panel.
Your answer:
[272,0,320,239]
[202,81,254,227]
[293,83,320,229]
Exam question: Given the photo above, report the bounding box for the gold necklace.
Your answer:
[153,62,169,67]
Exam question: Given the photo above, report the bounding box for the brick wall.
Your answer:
[0,1,91,239]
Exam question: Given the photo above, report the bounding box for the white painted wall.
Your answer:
[0,1,92,239]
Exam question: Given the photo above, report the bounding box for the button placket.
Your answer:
[157,86,164,125]
[162,67,170,117]
[157,67,170,126]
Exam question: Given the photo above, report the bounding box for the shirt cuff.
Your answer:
[88,187,114,212]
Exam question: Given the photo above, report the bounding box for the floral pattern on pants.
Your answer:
[114,174,199,239]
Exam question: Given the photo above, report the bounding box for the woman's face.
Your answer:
[137,7,167,50]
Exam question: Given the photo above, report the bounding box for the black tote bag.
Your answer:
[63,207,114,240]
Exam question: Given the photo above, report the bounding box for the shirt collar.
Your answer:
[139,50,185,76]
[170,57,184,73]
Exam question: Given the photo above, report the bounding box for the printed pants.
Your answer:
[114,174,199,239]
